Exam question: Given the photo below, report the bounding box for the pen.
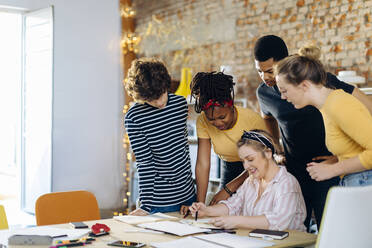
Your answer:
[57,238,95,244]
[53,241,92,248]
[195,211,198,221]
[183,209,190,218]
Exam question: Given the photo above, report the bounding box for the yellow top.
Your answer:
[320,89,372,169]
[196,106,268,162]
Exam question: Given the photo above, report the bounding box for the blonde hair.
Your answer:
[298,44,321,60]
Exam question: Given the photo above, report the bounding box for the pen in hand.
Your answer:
[184,209,190,218]
[195,211,198,222]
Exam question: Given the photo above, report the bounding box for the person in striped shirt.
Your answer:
[189,130,306,231]
[124,58,195,215]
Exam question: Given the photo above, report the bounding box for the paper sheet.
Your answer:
[137,221,208,236]
[151,236,225,248]
[195,233,274,248]
[180,219,222,229]
[113,213,178,225]
[113,215,162,224]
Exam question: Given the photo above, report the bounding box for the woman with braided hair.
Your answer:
[189,130,306,231]
[190,71,269,206]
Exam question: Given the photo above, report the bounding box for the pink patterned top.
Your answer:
[219,166,306,231]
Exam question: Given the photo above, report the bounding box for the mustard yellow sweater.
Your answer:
[320,89,372,169]
[197,106,267,162]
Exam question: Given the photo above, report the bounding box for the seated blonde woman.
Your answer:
[189,130,306,231]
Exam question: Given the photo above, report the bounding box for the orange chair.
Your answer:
[0,205,9,230]
[35,190,100,226]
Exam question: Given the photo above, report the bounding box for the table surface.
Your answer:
[9,213,317,248]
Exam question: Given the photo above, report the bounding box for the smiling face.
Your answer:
[145,92,168,109]
[276,74,308,109]
[238,145,271,180]
[255,58,276,87]
[204,106,235,130]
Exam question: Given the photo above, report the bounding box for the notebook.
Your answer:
[113,213,177,225]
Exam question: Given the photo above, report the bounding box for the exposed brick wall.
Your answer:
[134,0,372,109]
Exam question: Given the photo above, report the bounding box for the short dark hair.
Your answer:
[125,58,171,102]
[190,71,235,113]
[254,35,289,62]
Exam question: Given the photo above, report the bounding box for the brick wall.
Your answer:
[134,0,372,108]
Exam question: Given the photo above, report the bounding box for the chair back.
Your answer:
[316,185,372,248]
[0,205,9,230]
[35,190,100,226]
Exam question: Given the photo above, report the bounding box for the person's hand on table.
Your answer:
[209,189,229,205]
[210,216,239,229]
[180,205,190,215]
[129,208,149,216]
[189,202,208,218]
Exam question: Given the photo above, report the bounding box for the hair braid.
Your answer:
[190,71,235,113]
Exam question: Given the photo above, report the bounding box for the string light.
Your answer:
[120,4,136,18]
[122,104,132,214]
[121,32,141,54]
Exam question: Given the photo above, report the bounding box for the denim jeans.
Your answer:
[149,194,196,214]
[339,169,372,187]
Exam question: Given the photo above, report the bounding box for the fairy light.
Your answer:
[121,32,141,54]
[120,4,136,18]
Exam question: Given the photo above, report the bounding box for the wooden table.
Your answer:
[8,214,317,248]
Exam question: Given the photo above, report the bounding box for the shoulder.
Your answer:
[125,103,144,121]
[274,167,301,193]
[196,112,209,127]
[237,106,259,116]
[168,93,187,106]
[324,89,366,119]
[256,83,268,97]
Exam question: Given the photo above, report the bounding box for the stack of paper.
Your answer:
[180,218,222,229]
[137,221,208,236]
[114,213,178,225]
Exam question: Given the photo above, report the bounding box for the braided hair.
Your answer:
[190,71,235,113]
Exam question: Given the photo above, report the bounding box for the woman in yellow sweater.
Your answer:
[274,54,372,187]
[190,71,269,207]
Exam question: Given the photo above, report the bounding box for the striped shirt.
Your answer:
[220,166,306,231]
[125,93,195,212]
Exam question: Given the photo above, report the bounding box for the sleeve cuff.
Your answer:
[359,154,372,170]
[140,205,151,213]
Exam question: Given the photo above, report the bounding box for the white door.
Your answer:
[21,6,53,213]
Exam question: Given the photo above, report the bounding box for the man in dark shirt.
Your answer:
[253,35,356,232]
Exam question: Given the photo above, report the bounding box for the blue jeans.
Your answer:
[339,170,372,187]
[149,194,196,214]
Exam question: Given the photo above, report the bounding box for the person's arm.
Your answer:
[261,111,280,144]
[210,215,269,230]
[125,117,155,214]
[307,94,372,181]
[189,202,229,218]
[195,138,212,203]
[209,171,248,205]
[352,87,372,115]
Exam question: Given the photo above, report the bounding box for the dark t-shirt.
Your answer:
[256,72,354,178]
